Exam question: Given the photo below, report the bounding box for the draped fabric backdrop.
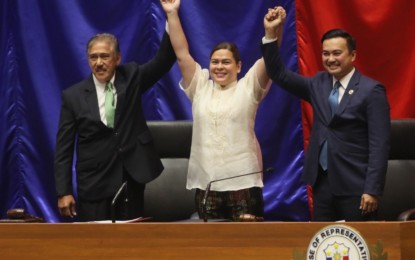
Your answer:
[1,0,414,222]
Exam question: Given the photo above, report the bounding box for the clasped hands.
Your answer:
[264,6,286,40]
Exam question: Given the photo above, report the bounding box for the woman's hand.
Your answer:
[160,0,180,14]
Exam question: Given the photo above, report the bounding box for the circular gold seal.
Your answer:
[306,224,370,259]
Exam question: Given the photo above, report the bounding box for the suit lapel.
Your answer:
[114,71,127,126]
[84,77,101,122]
[321,76,335,122]
[337,70,360,116]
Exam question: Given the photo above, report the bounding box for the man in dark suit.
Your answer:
[54,30,176,221]
[262,8,390,221]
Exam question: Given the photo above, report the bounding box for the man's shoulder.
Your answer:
[352,69,383,87]
[117,62,139,72]
[312,71,332,83]
[115,62,140,78]
[63,76,93,95]
[65,76,94,91]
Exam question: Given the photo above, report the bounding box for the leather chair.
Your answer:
[144,121,196,221]
[378,119,415,221]
[144,119,415,222]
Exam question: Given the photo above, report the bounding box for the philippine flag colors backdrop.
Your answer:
[1,0,414,222]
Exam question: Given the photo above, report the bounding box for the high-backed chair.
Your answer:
[144,120,196,222]
[144,119,415,221]
[378,119,415,221]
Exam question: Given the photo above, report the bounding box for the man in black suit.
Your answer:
[54,30,176,221]
[262,8,390,221]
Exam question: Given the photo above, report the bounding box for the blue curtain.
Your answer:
[0,0,309,222]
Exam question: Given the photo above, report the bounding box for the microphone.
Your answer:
[111,181,128,223]
[202,167,274,222]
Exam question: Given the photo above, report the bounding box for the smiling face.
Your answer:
[209,49,241,87]
[322,37,356,80]
[87,39,121,83]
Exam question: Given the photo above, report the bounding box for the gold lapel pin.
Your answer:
[348,89,354,95]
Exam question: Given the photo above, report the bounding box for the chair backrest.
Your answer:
[378,119,415,221]
[144,120,196,222]
[144,119,415,221]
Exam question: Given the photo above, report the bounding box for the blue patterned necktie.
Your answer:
[328,81,341,116]
[319,81,341,171]
[105,82,115,128]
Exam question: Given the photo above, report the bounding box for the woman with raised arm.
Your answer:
[161,0,286,221]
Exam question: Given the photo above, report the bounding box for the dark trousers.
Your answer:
[77,174,145,222]
[312,167,377,221]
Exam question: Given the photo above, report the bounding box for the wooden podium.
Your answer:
[0,221,414,259]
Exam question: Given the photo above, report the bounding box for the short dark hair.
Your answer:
[321,29,356,52]
[210,42,241,63]
[87,33,120,55]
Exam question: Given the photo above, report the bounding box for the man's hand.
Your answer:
[360,193,379,215]
[264,6,286,40]
[58,195,77,218]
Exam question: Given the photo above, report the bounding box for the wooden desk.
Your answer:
[0,221,414,259]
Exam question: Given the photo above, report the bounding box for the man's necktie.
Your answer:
[319,81,341,171]
[328,81,341,116]
[105,82,115,128]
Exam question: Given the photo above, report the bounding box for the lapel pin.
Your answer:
[348,89,354,95]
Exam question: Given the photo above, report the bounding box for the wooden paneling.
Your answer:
[0,222,414,259]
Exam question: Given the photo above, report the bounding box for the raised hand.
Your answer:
[160,0,180,14]
[264,6,286,40]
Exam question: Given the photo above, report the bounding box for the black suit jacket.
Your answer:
[261,41,390,197]
[54,33,176,201]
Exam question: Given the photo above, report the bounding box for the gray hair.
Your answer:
[86,33,120,55]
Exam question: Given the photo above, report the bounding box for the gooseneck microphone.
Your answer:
[111,181,128,223]
[202,167,274,222]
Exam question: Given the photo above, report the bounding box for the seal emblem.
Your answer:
[306,224,370,260]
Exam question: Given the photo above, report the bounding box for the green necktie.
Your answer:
[105,82,115,128]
